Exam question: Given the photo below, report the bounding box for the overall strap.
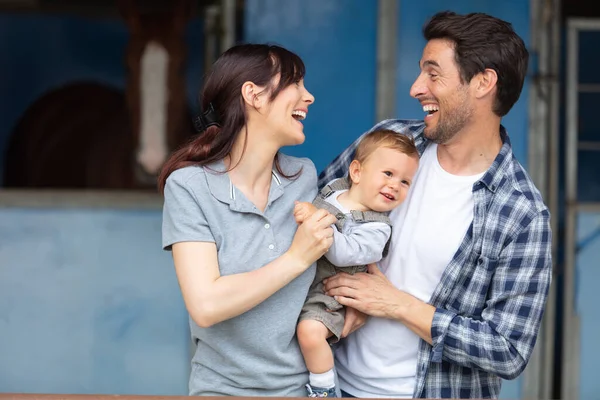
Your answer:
[319,177,351,199]
[312,195,346,232]
[349,210,391,226]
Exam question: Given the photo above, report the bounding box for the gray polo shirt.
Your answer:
[162,153,317,396]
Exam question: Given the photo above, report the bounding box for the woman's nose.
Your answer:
[304,87,315,105]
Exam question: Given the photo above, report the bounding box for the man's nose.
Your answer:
[410,75,426,99]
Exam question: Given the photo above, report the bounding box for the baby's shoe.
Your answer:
[306,383,337,398]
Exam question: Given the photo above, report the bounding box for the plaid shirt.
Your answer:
[319,119,552,398]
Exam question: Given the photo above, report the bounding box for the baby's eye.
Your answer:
[401,180,410,186]
[383,171,393,177]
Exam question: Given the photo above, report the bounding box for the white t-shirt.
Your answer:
[335,143,484,398]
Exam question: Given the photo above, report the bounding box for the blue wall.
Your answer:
[245,1,530,398]
[575,213,600,400]
[245,0,378,173]
[570,29,600,400]
[0,208,189,395]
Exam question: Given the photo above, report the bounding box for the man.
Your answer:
[320,11,552,399]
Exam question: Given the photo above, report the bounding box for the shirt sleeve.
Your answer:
[325,222,391,267]
[162,172,215,250]
[429,209,552,380]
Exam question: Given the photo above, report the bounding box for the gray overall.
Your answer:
[298,177,392,342]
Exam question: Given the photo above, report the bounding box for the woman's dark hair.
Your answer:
[423,11,529,117]
[158,43,306,193]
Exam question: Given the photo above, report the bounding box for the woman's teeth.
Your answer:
[292,110,306,120]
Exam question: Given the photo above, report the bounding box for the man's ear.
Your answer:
[473,68,498,99]
[241,81,264,108]
[348,160,362,185]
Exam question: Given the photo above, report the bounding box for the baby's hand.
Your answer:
[293,201,318,224]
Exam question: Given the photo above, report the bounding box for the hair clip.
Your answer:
[193,103,221,133]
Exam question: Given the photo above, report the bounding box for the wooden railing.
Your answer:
[0,395,364,400]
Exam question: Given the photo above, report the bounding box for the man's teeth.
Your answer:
[292,110,306,120]
[423,104,439,113]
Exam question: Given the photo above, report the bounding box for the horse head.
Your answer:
[119,0,194,184]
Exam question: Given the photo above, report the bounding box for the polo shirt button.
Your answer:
[268,244,275,250]
[265,223,270,229]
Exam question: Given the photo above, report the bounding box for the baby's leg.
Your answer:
[297,319,337,396]
[297,319,334,373]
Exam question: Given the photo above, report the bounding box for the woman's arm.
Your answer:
[173,209,337,328]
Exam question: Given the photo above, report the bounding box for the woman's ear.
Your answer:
[348,160,362,185]
[241,81,264,109]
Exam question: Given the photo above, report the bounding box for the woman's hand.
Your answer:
[287,208,336,267]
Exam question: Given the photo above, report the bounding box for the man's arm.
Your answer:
[324,210,552,380]
[428,210,552,379]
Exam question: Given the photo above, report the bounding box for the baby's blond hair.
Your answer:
[354,129,419,164]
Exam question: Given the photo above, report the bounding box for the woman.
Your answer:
[158,44,337,396]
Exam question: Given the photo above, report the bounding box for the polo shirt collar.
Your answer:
[204,159,287,212]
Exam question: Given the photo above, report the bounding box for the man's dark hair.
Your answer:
[423,11,529,117]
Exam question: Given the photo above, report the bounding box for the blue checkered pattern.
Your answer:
[319,119,553,399]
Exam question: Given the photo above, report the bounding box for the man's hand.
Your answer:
[325,263,435,344]
[294,201,318,224]
[341,307,368,338]
[324,263,404,319]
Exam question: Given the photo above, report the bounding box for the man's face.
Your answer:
[409,39,474,144]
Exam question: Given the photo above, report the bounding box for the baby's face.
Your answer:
[354,147,419,213]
